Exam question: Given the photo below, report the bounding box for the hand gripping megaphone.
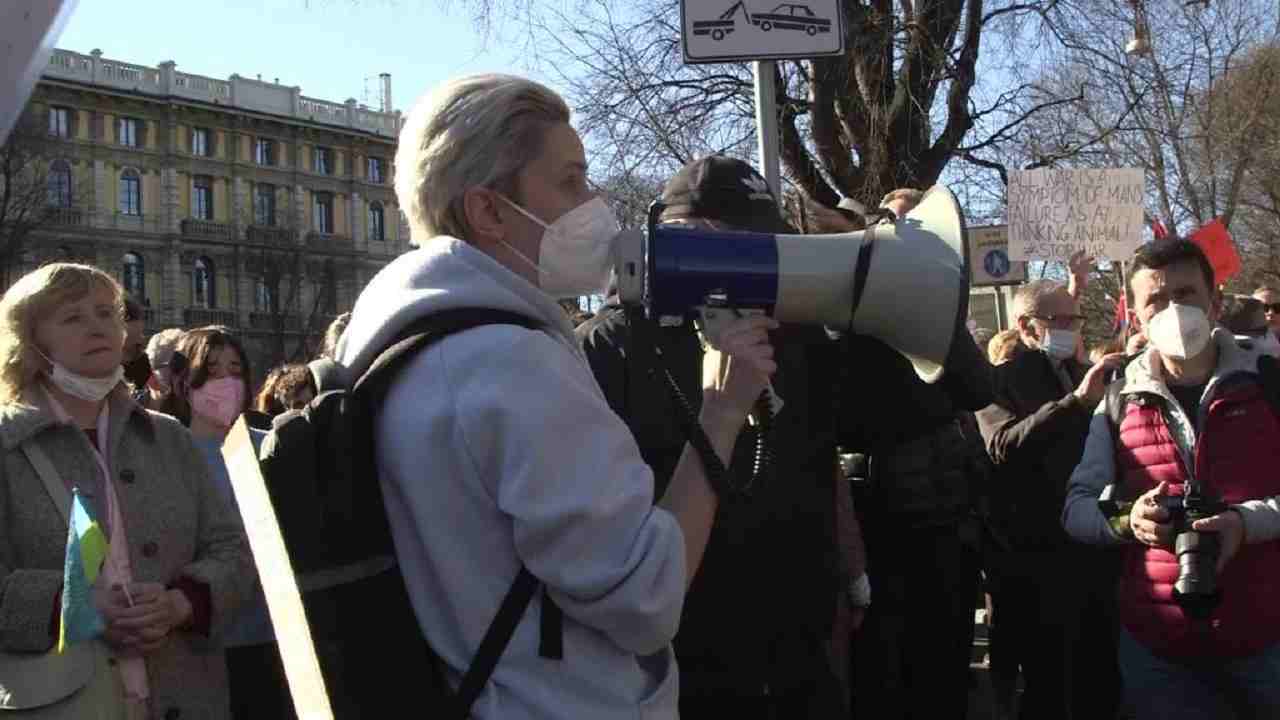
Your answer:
[612,184,972,383]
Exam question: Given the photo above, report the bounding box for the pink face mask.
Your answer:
[190,376,244,428]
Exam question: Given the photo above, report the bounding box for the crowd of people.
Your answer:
[3,70,1280,720]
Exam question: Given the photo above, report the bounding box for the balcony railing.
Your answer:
[305,231,353,252]
[44,207,86,226]
[183,308,239,327]
[181,218,233,240]
[249,312,303,332]
[247,225,297,247]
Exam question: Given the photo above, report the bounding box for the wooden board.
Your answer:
[222,418,334,720]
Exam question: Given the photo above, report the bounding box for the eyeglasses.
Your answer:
[1031,313,1087,329]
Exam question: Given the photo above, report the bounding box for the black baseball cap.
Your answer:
[659,155,796,235]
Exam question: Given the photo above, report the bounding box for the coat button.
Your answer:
[142,541,159,558]
[164,709,181,720]
[120,469,135,484]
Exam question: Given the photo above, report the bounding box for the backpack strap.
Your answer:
[1257,354,1280,417]
[345,307,565,717]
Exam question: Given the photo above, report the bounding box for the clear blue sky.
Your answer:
[56,0,555,114]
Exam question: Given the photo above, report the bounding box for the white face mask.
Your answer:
[1041,328,1079,361]
[499,195,619,299]
[1146,303,1212,360]
[37,349,123,402]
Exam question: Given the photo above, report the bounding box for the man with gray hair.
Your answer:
[977,275,1127,719]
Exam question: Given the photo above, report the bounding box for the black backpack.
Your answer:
[258,307,562,718]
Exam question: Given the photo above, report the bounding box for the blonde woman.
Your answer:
[0,263,251,719]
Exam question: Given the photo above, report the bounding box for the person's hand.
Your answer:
[99,582,193,656]
[94,584,142,654]
[1126,331,1148,356]
[984,592,995,628]
[1067,250,1095,298]
[1074,353,1126,409]
[699,315,778,431]
[850,606,867,632]
[1192,509,1246,572]
[1130,482,1176,549]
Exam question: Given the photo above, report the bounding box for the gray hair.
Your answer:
[145,327,186,367]
[1011,279,1067,323]
[395,74,571,244]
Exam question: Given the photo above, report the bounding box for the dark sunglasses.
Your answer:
[1263,303,1280,314]
[1032,313,1087,325]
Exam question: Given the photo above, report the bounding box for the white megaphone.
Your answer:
[613,184,972,383]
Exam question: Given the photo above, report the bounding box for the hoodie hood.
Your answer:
[337,237,581,380]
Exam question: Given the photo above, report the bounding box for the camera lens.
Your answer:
[1172,529,1221,619]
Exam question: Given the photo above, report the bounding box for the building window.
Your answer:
[47,160,72,208]
[192,257,215,308]
[48,107,70,138]
[123,252,144,299]
[255,276,276,313]
[254,138,274,165]
[314,146,332,175]
[118,169,141,216]
[193,176,213,221]
[367,156,385,184]
[192,128,210,157]
[368,201,385,242]
[117,117,140,147]
[254,183,276,226]
[313,192,334,234]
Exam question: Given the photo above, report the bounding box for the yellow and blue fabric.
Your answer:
[58,490,108,653]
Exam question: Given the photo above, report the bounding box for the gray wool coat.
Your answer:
[0,388,253,720]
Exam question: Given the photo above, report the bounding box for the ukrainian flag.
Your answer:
[58,490,108,653]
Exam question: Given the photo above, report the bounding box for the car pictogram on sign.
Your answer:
[692,1,832,40]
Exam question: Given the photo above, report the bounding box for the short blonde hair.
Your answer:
[880,188,923,209]
[145,327,186,367]
[0,263,126,404]
[395,74,571,244]
[988,328,1024,365]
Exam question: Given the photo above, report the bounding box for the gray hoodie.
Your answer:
[336,237,685,719]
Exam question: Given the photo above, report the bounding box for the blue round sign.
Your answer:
[984,249,1011,279]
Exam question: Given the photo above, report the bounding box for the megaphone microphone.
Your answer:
[613,185,973,383]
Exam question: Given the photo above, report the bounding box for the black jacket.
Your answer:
[577,303,841,702]
[976,350,1091,550]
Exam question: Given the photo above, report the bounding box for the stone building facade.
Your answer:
[16,48,409,380]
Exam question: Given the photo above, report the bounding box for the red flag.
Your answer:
[1189,218,1241,286]
[1113,293,1128,336]
[1151,218,1169,241]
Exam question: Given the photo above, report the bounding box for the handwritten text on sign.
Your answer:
[1008,168,1144,261]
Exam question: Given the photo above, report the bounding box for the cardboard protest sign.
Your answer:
[222,418,334,720]
[1007,168,1144,261]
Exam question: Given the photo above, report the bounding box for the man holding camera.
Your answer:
[1063,239,1280,719]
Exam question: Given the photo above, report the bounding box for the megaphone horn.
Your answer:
[613,185,973,383]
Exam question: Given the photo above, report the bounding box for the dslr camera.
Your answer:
[1156,490,1228,619]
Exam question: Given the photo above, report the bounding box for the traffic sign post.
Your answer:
[682,0,846,196]
[682,0,846,63]
[753,60,780,196]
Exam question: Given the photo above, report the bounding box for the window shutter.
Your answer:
[138,119,148,149]
[69,109,80,139]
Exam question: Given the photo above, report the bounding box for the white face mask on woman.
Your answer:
[499,195,619,299]
[36,349,123,402]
